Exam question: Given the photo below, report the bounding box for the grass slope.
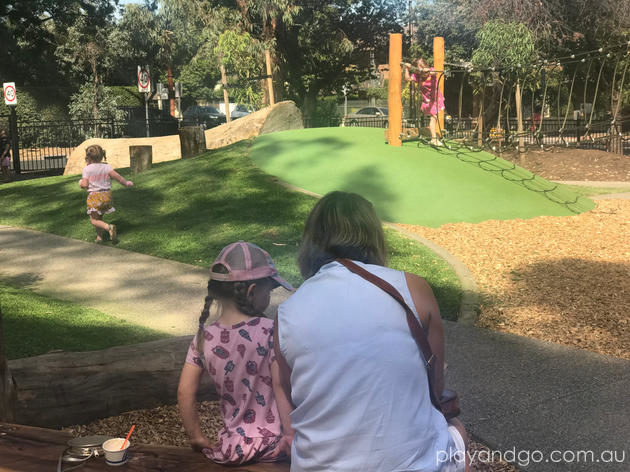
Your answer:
[250,127,595,227]
[1,282,167,359]
[0,140,461,319]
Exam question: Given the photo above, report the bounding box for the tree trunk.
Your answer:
[515,79,525,153]
[8,336,216,428]
[0,306,17,422]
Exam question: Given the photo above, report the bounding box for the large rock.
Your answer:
[205,100,303,150]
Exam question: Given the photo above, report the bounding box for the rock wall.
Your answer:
[63,135,181,176]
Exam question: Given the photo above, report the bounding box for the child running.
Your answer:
[78,145,133,243]
[178,241,294,465]
[404,57,446,146]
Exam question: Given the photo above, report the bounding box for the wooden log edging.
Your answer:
[8,336,217,429]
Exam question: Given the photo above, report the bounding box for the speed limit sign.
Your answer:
[137,66,151,93]
[3,82,17,106]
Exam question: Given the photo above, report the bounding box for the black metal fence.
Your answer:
[302,113,630,156]
[1,112,191,174]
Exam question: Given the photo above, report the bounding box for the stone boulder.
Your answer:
[205,100,303,150]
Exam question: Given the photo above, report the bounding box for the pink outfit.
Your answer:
[411,69,445,116]
[185,317,282,464]
[82,163,113,193]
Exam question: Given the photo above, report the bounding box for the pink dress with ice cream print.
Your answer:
[185,316,282,464]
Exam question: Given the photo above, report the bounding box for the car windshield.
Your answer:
[203,107,220,114]
[235,105,248,112]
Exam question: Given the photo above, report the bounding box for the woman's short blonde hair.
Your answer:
[298,191,387,279]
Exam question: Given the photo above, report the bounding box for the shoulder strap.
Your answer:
[337,258,443,413]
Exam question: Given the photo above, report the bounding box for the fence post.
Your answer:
[576,117,581,144]
[9,107,20,175]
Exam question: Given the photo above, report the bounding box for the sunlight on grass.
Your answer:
[1,282,168,359]
[0,140,461,320]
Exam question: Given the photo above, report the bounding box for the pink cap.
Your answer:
[210,241,293,291]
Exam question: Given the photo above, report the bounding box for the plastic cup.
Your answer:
[102,438,131,466]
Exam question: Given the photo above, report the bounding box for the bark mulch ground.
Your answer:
[64,401,518,471]
[500,147,630,182]
[397,199,629,359]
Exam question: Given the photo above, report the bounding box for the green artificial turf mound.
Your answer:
[250,127,594,227]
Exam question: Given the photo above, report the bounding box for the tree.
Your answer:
[0,0,117,85]
[55,13,129,121]
[215,30,266,107]
[472,20,536,151]
[275,0,405,115]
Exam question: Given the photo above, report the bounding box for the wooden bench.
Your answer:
[0,423,290,472]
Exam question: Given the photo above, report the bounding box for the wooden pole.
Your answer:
[515,79,524,153]
[220,64,231,123]
[433,36,445,136]
[387,33,403,146]
[265,50,275,106]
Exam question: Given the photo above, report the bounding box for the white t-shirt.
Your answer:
[82,163,113,193]
[278,261,455,471]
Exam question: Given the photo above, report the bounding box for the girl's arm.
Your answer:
[108,169,134,187]
[177,363,212,451]
[272,325,296,443]
[79,178,88,189]
[405,272,445,394]
[404,63,412,82]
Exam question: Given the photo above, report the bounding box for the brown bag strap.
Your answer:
[337,258,443,413]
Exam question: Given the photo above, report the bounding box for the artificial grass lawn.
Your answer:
[0,140,460,320]
[250,127,595,227]
[1,281,167,359]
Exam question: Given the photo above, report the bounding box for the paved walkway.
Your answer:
[1,225,629,471]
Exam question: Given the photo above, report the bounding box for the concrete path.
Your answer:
[0,226,286,335]
[1,225,629,471]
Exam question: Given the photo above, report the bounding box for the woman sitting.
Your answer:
[273,191,469,471]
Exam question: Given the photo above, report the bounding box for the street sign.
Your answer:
[137,66,151,93]
[3,83,17,106]
[174,82,182,98]
[156,83,168,100]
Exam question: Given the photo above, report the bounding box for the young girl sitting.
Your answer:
[178,241,294,465]
[405,58,446,146]
[79,145,133,243]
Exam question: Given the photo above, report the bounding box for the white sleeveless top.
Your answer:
[278,261,455,472]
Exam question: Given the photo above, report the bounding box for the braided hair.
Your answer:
[195,263,266,354]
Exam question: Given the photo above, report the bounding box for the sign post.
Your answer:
[138,66,151,137]
[3,83,20,174]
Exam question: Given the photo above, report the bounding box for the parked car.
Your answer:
[182,105,226,129]
[344,107,388,127]
[231,104,255,120]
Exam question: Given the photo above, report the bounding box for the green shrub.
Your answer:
[309,96,342,126]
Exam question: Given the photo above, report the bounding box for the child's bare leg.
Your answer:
[89,213,109,241]
[430,115,440,142]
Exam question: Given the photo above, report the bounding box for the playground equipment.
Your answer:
[387,36,630,156]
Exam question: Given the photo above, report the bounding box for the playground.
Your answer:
[2,19,630,472]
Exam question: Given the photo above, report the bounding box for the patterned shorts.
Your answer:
[86,191,115,216]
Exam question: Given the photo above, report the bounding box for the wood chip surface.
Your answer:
[397,199,630,359]
[64,401,518,471]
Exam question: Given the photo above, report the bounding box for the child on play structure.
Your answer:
[177,241,294,465]
[79,144,133,243]
[404,57,445,146]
